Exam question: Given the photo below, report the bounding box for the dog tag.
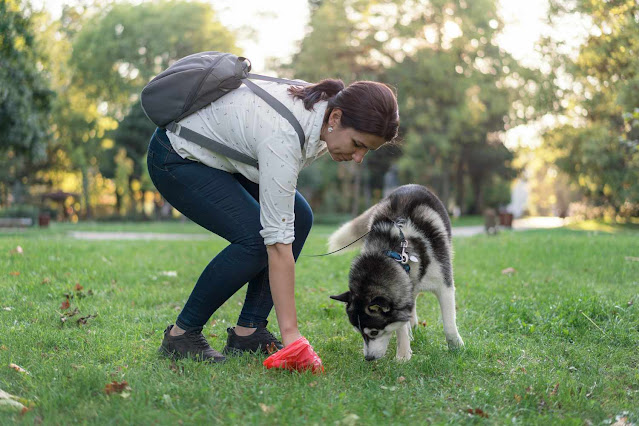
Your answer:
[409,255,418,262]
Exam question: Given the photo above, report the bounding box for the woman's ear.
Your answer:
[329,108,342,127]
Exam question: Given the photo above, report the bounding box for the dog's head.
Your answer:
[330,252,414,360]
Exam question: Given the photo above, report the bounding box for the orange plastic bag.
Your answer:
[263,336,324,373]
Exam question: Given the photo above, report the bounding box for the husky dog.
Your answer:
[329,184,464,361]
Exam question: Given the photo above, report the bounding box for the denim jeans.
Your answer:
[146,128,313,330]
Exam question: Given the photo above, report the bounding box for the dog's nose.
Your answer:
[365,355,377,361]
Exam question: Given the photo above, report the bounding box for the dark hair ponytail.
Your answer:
[288,79,345,110]
[289,78,399,143]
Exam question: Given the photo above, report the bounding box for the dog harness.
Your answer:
[384,219,417,274]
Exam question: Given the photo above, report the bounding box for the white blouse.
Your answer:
[166,80,328,245]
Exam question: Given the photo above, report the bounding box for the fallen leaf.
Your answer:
[514,394,522,403]
[0,388,28,413]
[0,345,7,351]
[9,271,20,276]
[501,267,516,275]
[41,278,51,285]
[624,256,639,262]
[259,403,274,413]
[74,283,84,291]
[340,413,360,426]
[208,333,218,338]
[8,363,30,375]
[77,314,97,325]
[9,246,23,255]
[550,383,559,396]
[397,376,406,383]
[496,359,504,366]
[104,381,130,395]
[419,321,427,327]
[266,342,279,355]
[308,381,318,387]
[60,298,70,310]
[465,408,489,418]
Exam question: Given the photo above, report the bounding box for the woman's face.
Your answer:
[322,109,386,163]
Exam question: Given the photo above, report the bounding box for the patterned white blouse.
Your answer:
[166,80,328,245]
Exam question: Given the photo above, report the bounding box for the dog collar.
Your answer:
[384,250,411,273]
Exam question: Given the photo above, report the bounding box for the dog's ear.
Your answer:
[330,291,351,304]
[367,296,391,314]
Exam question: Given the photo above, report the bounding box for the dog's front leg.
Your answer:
[410,302,418,328]
[435,285,464,349]
[396,322,412,361]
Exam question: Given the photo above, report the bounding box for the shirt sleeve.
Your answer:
[256,131,303,245]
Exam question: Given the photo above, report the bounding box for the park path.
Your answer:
[69,217,567,241]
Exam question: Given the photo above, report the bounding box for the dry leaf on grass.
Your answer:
[104,381,130,395]
[8,363,30,375]
[41,277,51,285]
[77,314,97,325]
[550,383,560,396]
[60,298,70,310]
[465,408,489,418]
[9,271,20,276]
[501,267,516,275]
[265,342,279,355]
[624,256,639,262]
[419,321,427,327]
[74,283,84,291]
[9,246,23,255]
[0,388,29,413]
[259,403,274,413]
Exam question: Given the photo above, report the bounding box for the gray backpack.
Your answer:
[140,51,309,168]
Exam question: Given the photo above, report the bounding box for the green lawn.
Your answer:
[1,224,638,424]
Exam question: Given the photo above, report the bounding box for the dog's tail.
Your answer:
[327,205,378,253]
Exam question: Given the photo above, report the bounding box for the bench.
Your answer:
[0,217,33,227]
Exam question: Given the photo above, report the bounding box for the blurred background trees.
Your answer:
[1,0,637,222]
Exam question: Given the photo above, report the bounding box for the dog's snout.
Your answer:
[365,355,377,361]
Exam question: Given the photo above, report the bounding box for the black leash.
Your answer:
[301,230,372,257]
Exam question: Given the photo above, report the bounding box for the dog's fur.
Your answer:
[329,184,464,361]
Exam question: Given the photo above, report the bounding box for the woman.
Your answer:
[148,77,399,363]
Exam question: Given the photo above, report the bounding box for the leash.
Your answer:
[301,230,372,258]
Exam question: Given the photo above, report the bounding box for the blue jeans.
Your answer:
[146,128,313,330]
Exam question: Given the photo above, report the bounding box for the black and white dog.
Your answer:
[329,184,464,361]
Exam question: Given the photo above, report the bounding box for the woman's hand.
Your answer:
[267,243,303,346]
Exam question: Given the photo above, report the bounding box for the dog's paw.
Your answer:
[446,335,464,350]
[396,347,412,362]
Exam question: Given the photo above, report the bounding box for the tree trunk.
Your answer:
[455,157,465,214]
[82,165,92,219]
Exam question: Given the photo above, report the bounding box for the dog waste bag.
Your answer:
[263,336,324,373]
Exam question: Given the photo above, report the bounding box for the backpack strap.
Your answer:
[165,121,259,169]
[242,78,307,151]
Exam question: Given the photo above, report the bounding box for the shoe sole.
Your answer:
[158,346,226,363]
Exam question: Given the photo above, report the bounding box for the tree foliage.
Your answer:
[544,0,639,216]
[0,0,53,200]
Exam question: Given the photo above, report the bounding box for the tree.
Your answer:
[0,0,53,205]
[543,0,639,217]
[65,1,238,217]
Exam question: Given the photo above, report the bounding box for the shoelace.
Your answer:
[186,330,211,349]
[256,329,279,343]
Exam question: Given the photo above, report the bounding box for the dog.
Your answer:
[328,184,464,361]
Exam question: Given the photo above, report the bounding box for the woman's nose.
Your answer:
[353,149,367,163]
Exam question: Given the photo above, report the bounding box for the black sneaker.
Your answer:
[159,325,226,363]
[223,327,284,355]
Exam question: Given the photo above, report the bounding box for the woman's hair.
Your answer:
[288,79,399,142]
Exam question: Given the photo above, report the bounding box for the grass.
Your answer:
[1,223,638,424]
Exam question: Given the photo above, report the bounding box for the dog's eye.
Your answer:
[370,330,379,336]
